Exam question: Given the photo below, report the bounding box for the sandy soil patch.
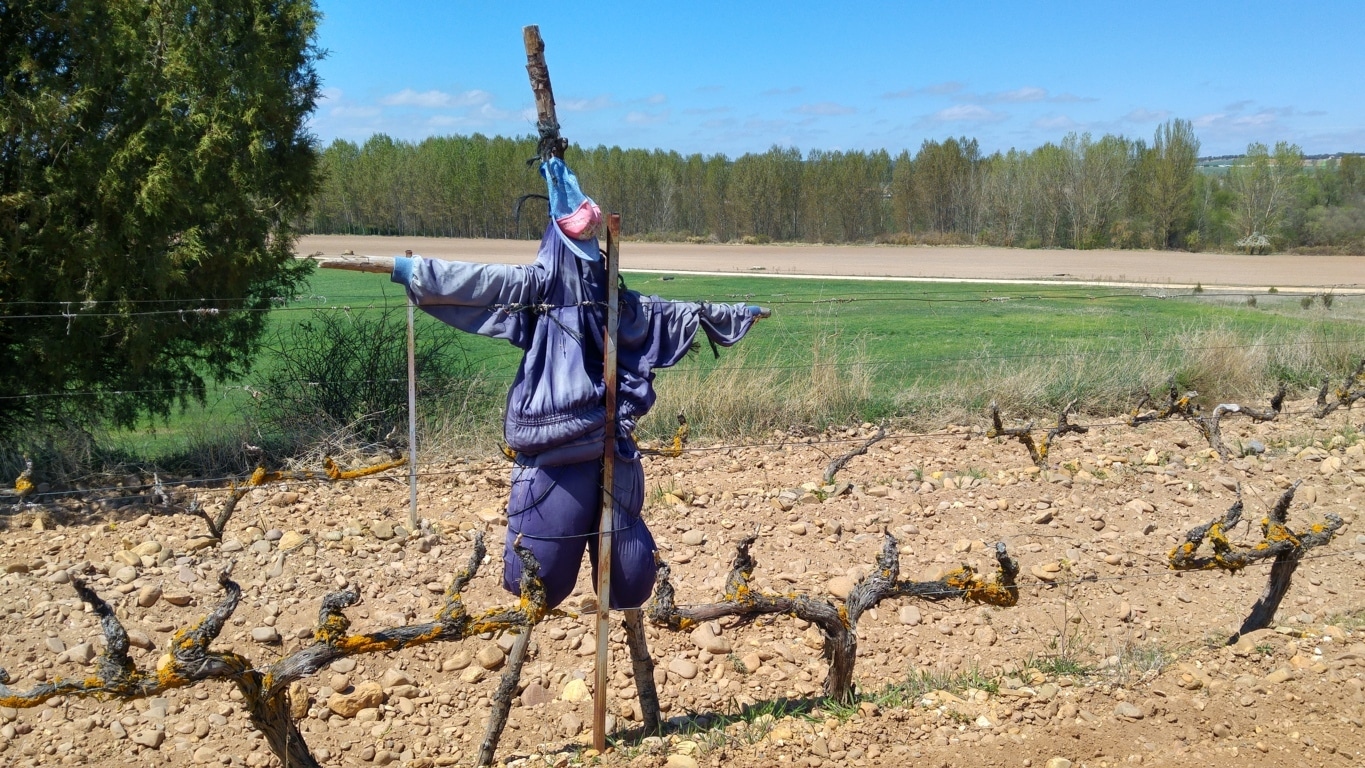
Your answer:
[298,235,1365,291]
[4,401,1365,766]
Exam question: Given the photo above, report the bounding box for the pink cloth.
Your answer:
[555,198,601,240]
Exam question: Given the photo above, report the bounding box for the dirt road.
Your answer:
[298,235,1365,291]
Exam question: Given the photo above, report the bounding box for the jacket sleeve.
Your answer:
[696,302,757,348]
[630,296,756,371]
[391,255,544,348]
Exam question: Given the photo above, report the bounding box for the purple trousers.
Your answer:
[502,453,658,610]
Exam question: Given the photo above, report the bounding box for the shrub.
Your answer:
[254,308,473,457]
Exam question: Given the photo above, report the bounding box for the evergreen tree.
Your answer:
[1,0,322,430]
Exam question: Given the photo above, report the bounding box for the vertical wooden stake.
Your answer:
[405,249,420,531]
[593,214,621,752]
[523,25,566,158]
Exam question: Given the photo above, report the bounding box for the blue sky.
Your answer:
[309,1,1365,158]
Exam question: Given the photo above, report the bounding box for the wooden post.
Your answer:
[405,250,420,531]
[593,214,621,752]
[523,25,567,158]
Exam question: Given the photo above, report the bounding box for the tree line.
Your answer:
[307,120,1365,253]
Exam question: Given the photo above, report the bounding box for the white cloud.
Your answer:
[976,87,1096,104]
[560,95,617,112]
[1032,114,1080,131]
[1123,108,1172,123]
[924,104,1008,124]
[995,87,1048,103]
[883,81,967,99]
[379,88,493,109]
[791,102,856,116]
[625,109,670,126]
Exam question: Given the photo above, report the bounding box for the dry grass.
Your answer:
[640,332,876,443]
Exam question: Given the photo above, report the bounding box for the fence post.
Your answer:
[405,249,420,531]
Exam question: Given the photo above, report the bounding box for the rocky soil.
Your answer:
[4,400,1365,768]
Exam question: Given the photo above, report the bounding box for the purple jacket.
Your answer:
[392,223,755,465]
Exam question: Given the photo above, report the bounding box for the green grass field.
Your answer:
[106,268,1365,467]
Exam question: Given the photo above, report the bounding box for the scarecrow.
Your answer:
[382,157,766,610]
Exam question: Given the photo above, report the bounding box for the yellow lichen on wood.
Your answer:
[324,456,407,481]
[338,635,402,654]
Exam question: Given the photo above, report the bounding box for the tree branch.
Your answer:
[823,425,887,483]
[0,533,548,768]
[987,400,1086,468]
[648,533,1018,703]
[1168,482,1343,643]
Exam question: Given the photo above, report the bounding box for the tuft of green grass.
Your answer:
[1026,653,1093,679]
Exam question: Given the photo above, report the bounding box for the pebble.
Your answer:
[127,629,155,651]
[329,681,384,717]
[114,565,138,583]
[521,683,554,707]
[668,658,699,680]
[690,623,731,655]
[250,627,281,644]
[65,642,96,664]
[899,605,922,626]
[442,651,473,672]
[278,530,307,550]
[665,755,699,768]
[475,644,506,670]
[371,521,396,540]
[46,568,71,584]
[1114,701,1143,719]
[1045,759,1072,768]
[136,584,162,608]
[681,530,705,546]
[131,728,165,748]
[826,576,856,599]
[132,541,162,557]
[561,679,591,702]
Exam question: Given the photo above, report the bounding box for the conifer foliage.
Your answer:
[0,0,322,430]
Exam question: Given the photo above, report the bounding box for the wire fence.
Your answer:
[5,277,1365,768]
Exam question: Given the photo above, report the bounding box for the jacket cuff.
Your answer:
[391,256,414,286]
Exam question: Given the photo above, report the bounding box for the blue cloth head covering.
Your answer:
[540,157,599,262]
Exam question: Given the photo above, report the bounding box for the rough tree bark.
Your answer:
[648,533,1018,705]
[987,400,1087,468]
[1316,358,1365,418]
[1168,482,1342,644]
